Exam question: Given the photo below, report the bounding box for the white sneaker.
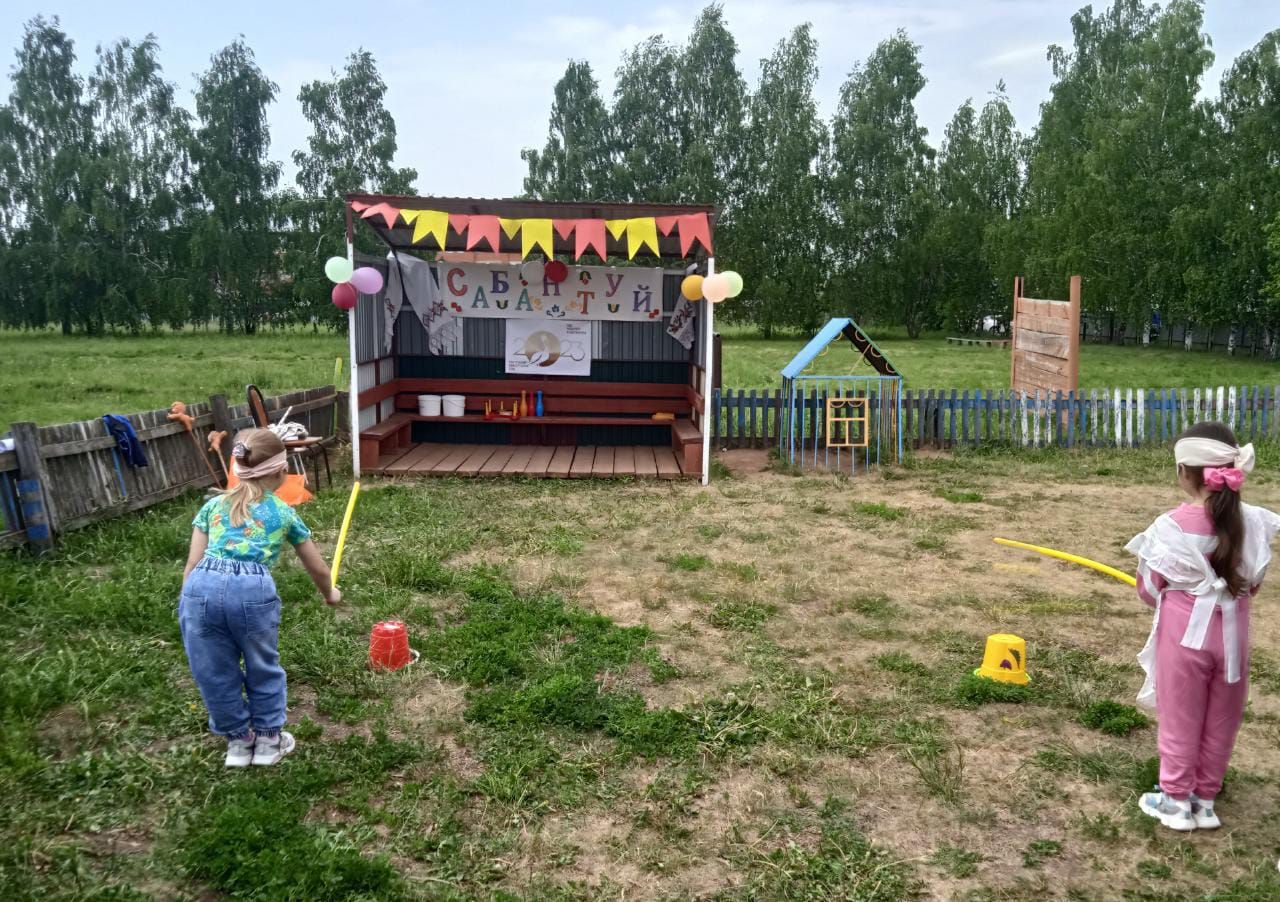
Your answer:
[1139,789,1196,832]
[251,731,295,766]
[225,733,255,768]
[1189,794,1221,829]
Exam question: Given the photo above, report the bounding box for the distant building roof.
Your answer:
[781,317,900,379]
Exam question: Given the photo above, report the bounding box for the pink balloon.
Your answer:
[350,266,384,295]
[702,273,730,303]
[332,282,358,310]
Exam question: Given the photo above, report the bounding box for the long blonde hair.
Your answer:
[224,428,287,526]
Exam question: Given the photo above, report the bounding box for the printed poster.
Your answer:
[505,319,591,377]
[440,262,664,322]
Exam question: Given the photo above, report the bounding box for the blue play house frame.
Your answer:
[779,318,904,474]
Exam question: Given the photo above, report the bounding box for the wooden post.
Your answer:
[11,421,56,552]
[209,394,233,478]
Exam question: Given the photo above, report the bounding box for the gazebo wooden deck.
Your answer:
[372,443,690,479]
[343,194,719,483]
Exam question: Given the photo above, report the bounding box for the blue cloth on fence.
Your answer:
[102,415,148,468]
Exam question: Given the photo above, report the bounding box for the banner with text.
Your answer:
[506,320,591,377]
[439,262,665,322]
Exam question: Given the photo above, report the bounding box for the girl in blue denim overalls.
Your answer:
[180,429,340,767]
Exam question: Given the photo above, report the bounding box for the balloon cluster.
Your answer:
[520,258,569,285]
[680,269,743,303]
[325,256,385,310]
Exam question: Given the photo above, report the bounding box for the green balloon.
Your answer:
[325,256,354,284]
[723,270,744,298]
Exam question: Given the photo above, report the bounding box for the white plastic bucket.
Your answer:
[417,394,442,417]
[442,394,466,417]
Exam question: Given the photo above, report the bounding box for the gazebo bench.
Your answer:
[358,378,703,473]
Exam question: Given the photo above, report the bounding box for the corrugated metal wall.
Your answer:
[354,258,389,365]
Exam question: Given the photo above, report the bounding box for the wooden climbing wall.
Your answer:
[1011,275,1081,396]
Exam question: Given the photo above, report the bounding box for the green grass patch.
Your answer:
[710,599,777,631]
[953,673,1033,707]
[937,487,985,503]
[850,501,906,522]
[931,843,984,878]
[1079,700,1150,736]
[660,552,710,572]
[1022,838,1063,868]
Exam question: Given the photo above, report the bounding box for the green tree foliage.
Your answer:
[732,25,828,336]
[1023,0,1214,340]
[826,31,937,337]
[1,17,95,333]
[287,49,417,328]
[190,39,281,334]
[611,36,683,203]
[521,61,615,201]
[676,4,747,206]
[87,35,194,331]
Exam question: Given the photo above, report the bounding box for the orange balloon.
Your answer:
[681,274,704,301]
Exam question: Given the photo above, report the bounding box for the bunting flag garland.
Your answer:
[574,219,608,259]
[348,203,713,259]
[361,202,401,228]
[675,212,712,257]
[521,218,555,259]
[466,215,501,252]
[403,209,449,246]
[624,217,659,260]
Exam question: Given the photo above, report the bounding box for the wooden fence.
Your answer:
[1,386,342,552]
[713,385,1280,451]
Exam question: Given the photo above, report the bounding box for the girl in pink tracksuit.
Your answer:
[1127,421,1279,832]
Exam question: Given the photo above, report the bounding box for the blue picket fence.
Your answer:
[713,385,1280,451]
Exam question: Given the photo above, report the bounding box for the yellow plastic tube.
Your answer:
[332,481,360,589]
[994,537,1137,587]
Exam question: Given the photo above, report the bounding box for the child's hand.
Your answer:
[325,588,343,607]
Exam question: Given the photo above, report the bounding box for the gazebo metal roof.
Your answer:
[346,193,717,261]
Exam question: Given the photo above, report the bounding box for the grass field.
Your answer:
[5,450,1280,898]
[2,327,1278,432]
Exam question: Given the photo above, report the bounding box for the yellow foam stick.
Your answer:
[332,482,361,589]
[994,538,1136,587]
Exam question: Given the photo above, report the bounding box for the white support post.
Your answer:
[347,239,361,477]
[701,257,715,486]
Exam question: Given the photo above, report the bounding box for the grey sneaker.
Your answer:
[251,731,295,766]
[1189,794,1221,829]
[1140,789,1196,832]
[225,733,255,768]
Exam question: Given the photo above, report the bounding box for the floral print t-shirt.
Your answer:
[193,493,311,567]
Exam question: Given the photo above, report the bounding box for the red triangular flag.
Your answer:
[655,215,678,236]
[349,200,370,212]
[553,218,577,240]
[466,215,501,252]
[361,202,401,228]
[676,213,712,256]
[574,219,608,260]
[448,213,471,236]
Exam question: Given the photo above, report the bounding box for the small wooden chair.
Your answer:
[246,385,332,490]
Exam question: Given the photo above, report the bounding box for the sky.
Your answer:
[0,1,1268,198]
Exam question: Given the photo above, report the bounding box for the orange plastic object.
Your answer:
[225,470,313,506]
[369,621,412,671]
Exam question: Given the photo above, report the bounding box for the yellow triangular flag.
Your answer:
[405,209,449,247]
[625,217,659,259]
[521,218,554,259]
[500,217,523,240]
[605,219,628,241]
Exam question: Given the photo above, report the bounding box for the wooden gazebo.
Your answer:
[343,195,718,483]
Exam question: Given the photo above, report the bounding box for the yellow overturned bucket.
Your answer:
[975,633,1030,685]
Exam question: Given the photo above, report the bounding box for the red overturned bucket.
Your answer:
[368,620,416,671]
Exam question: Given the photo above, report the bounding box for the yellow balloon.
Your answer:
[681,274,704,301]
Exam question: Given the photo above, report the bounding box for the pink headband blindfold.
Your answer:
[232,451,288,480]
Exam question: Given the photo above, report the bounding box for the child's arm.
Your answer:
[183,529,208,582]
[293,540,342,605]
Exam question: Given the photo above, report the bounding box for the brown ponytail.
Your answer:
[223,429,286,527]
[1177,421,1246,597]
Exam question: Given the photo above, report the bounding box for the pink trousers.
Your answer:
[1155,593,1250,800]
